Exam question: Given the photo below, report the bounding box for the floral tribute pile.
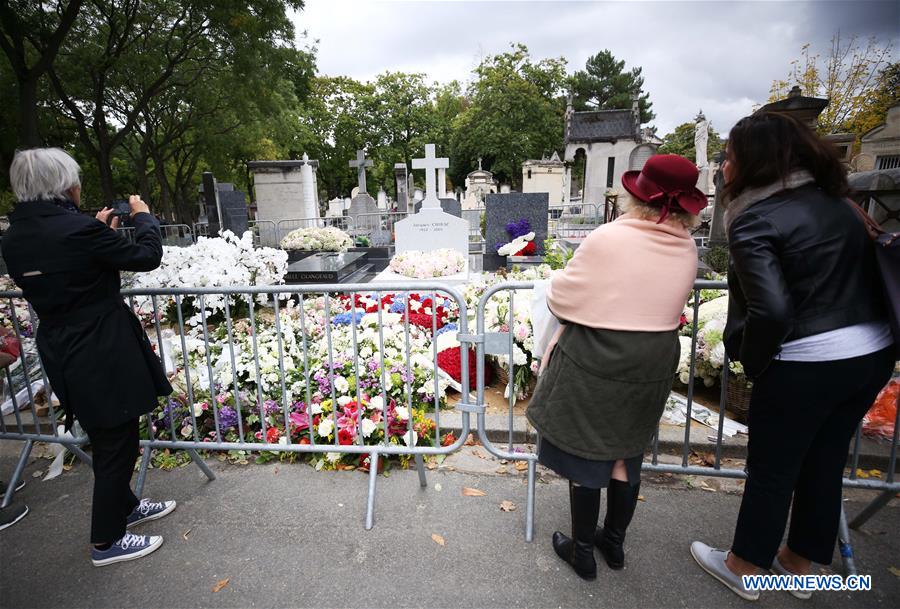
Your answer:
[280,226,353,252]
[388,249,467,279]
[124,231,287,327]
[675,281,743,387]
[496,218,536,257]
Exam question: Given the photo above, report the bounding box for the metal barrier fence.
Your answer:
[476,279,899,573]
[118,224,194,247]
[248,220,278,248]
[355,212,409,246]
[1,280,897,570]
[276,217,356,244]
[548,203,602,239]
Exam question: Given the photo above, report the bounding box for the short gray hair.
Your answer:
[9,148,81,202]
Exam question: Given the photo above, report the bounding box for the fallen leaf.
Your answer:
[514,461,528,471]
[637,495,646,502]
[495,466,508,474]
[31,471,42,478]
[464,433,476,446]
[889,566,900,578]
[471,449,486,459]
[499,459,509,465]
[700,486,717,492]
[212,578,230,593]
[182,529,192,540]
[462,487,487,497]
[431,533,445,546]
[425,460,437,470]
[500,500,517,512]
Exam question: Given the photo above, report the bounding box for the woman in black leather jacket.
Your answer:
[691,112,895,601]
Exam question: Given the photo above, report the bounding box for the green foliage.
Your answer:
[450,44,568,189]
[658,122,724,162]
[543,238,573,270]
[570,50,654,123]
[704,246,730,275]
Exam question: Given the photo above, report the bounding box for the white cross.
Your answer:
[411,144,449,210]
[348,149,374,194]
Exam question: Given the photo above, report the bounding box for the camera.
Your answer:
[106,199,132,225]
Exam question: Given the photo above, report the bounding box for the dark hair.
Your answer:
[723,111,847,202]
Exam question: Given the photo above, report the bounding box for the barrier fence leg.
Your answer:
[365,452,379,530]
[838,503,858,577]
[186,449,216,482]
[2,440,33,509]
[414,454,427,488]
[525,459,536,542]
[66,443,93,468]
[849,490,894,530]
[134,445,152,497]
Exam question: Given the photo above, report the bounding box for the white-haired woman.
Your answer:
[1,148,176,566]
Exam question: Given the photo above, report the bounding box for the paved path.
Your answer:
[1,444,897,609]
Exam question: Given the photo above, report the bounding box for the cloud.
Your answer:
[294,0,898,136]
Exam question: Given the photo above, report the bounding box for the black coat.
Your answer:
[724,184,887,378]
[1,200,172,430]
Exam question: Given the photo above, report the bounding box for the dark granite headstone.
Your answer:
[219,190,249,235]
[440,198,462,218]
[285,251,370,284]
[483,193,549,271]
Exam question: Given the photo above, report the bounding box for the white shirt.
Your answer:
[777,321,894,362]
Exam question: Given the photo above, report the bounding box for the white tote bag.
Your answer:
[530,280,561,361]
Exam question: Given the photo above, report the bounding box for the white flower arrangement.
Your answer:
[124,230,287,326]
[389,249,466,279]
[280,226,353,252]
[497,231,535,256]
[676,295,744,386]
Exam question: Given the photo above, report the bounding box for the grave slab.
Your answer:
[284,251,370,284]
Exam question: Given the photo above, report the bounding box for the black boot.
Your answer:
[552,482,600,580]
[595,479,640,569]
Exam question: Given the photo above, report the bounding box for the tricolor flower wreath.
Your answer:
[496,218,536,256]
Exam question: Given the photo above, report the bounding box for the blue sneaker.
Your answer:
[127,498,176,528]
[91,533,163,566]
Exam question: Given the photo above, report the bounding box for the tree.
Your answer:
[450,44,568,189]
[768,34,894,135]
[45,0,303,203]
[570,50,654,123]
[657,121,724,162]
[0,0,84,147]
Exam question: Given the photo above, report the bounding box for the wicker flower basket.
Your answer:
[493,362,536,398]
[725,373,753,423]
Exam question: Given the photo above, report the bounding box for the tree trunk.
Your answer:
[18,76,42,148]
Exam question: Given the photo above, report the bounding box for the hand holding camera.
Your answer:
[96,195,150,228]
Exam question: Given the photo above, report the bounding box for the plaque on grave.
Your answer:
[484,192,549,271]
[284,251,370,284]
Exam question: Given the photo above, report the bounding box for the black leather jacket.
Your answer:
[724,184,886,378]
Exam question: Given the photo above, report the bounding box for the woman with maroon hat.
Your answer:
[527,154,707,581]
[690,112,894,601]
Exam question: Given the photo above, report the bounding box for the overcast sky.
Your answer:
[292,0,898,137]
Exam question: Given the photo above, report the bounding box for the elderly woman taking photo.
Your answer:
[2,148,176,566]
[527,154,706,580]
[690,112,894,601]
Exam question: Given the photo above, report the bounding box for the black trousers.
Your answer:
[731,346,895,568]
[83,417,141,544]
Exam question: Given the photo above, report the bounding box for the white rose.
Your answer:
[334,376,350,393]
[337,396,352,407]
[361,418,377,438]
[370,396,384,411]
[395,406,409,421]
[317,418,334,437]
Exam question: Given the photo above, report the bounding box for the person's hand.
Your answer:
[95,207,120,230]
[128,194,150,217]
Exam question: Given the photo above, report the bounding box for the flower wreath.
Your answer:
[496,218,536,256]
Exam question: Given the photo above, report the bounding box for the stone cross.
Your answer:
[349,149,374,194]
[411,144,449,210]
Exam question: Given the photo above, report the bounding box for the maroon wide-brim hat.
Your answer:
[621,154,708,219]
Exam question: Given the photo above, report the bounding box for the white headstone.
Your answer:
[394,143,469,268]
[377,189,387,210]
